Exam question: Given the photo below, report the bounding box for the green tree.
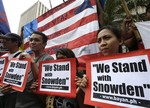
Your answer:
[97,0,149,25]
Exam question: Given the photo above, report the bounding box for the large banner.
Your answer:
[135,21,150,49]
[85,49,150,108]
[1,58,31,92]
[23,0,100,68]
[0,0,11,34]
[37,58,76,98]
[0,0,10,54]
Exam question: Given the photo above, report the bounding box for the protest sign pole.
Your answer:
[120,0,141,42]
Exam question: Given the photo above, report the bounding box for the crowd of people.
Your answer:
[0,3,149,108]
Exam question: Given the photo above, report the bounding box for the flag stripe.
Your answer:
[38,5,97,33]
[42,5,97,37]
[47,13,97,40]
[23,0,100,68]
[0,0,11,34]
[44,31,98,55]
[24,30,98,51]
[38,0,75,23]
[24,20,99,49]
[38,0,96,26]
[46,21,98,48]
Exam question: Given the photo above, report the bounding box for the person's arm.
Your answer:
[30,60,39,80]
[0,84,12,94]
[121,17,139,51]
[19,53,39,80]
[75,74,88,93]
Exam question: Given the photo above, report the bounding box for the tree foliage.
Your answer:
[97,0,149,25]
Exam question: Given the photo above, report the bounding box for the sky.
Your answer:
[3,0,64,34]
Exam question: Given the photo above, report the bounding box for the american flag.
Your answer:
[23,0,100,69]
[0,0,11,34]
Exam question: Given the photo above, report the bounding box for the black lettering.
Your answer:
[112,62,118,72]
[43,65,52,71]
[118,63,123,72]
[93,83,145,97]
[5,72,23,81]
[122,63,130,72]
[45,73,52,77]
[112,59,148,73]
[42,77,67,85]
[93,64,110,73]
[16,62,27,69]
[138,60,147,72]
[97,75,111,81]
[0,60,4,64]
[130,62,138,72]
[53,63,69,71]
[127,85,134,96]
[104,84,110,93]
[10,62,15,68]
[119,83,126,95]
[135,86,144,97]
[110,84,118,94]
[93,81,98,91]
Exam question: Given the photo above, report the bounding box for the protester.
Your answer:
[78,25,130,108]
[31,47,93,108]
[15,31,54,108]
[120,16,139,51]
[0,33,23,108]
[96,25,129,108]
[97,25,129,56]
[47,48,79,108]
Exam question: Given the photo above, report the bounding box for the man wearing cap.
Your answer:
[15,31,54,108]
[0,31,54,108]
[0,33,23,108]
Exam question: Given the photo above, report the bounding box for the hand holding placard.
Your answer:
[1,58,31,92]
[85,49,150,108]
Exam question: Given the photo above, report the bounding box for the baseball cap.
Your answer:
[0,33,22,43]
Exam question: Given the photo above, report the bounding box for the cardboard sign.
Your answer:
[0,57,8,79]
[85,49,150,108]
[37,58,76,98]
[1,58,31,92]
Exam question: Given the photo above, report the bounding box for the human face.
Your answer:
[29,34,45,52]
[3,38,16,50]
[56,53,67,59]
[97,29,121,56]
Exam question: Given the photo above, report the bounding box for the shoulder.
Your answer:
[41,53,54,61]
[1,53,8,57]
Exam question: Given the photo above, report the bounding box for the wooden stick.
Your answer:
[120,0,141,41]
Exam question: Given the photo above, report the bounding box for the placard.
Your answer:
[0,57,8,79]
[85,49,150,108]
[1,58,31,92]
[37,58,76,98]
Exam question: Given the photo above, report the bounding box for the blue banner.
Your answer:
[0,0,11,34]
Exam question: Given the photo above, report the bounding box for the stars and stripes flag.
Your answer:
[23,0,100,68]
[0,0,10,54]
[0,0,10,34]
